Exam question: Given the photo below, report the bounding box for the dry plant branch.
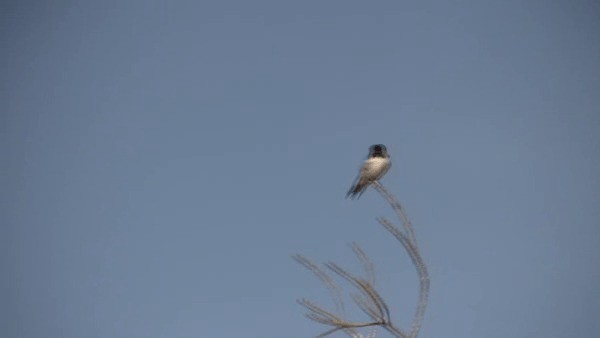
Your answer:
[294,182,429,338]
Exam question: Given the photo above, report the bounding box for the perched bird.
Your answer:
[346,144,391,199]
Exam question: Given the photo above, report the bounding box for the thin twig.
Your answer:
[293,254,346,315]
[350,243,376,286]
[372,181,418,246]
[294,181,428,338]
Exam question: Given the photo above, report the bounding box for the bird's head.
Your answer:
[369,144,388,157]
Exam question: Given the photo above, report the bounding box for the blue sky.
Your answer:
[2,1,599,337]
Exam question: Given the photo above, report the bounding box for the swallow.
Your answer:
[346,144,391,199]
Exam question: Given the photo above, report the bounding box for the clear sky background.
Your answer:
[2,1,599,337]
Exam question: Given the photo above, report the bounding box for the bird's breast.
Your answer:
[364,157,390,179]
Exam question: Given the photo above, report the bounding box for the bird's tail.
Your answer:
[346,180,368,199]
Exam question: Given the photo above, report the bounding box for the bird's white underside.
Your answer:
[361,157,391,181]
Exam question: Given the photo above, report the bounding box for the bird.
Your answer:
[346,144,391,199]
